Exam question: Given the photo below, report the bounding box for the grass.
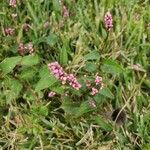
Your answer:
[0,0,150,149]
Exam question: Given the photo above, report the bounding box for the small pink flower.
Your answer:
[90,87,98,96]
[28,42,34,54]
[11,13,17,18]
[48,92,56,98]
[9,0,17,7]
[95,74,102,85]
[4,27,14,36]
[61,76,67,84]
[104,11,113,31]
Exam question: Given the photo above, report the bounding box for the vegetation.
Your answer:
[0,0,150,149]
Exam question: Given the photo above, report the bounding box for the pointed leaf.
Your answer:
[21,54,39,66]
[84,50,100,61]
[35,67,57,91]
[99,87,114,99]
[101,59,123,75]
[0,56,22,74]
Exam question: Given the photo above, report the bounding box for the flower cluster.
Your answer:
[9,0,17,7]
[48,92,56,98]
[11,13,17,19]
[18,42,34,56]
[18,43,24,56]
[104,11,113,31]
[48,62,81,90]
[85,74,103,96]
[90,87,98,96]
[95,73,102,85]
[4,27,14,36]
[22,23,30,32]
[48,62,66,80]
[28,42,34,54]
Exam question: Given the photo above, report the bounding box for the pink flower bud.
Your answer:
[95,74,102,85]
[4,27,14,36]
[18,42,25,56]
[90,87,98,96]
[48,92,56,98]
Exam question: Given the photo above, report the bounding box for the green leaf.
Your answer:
[91,116,112,131]
[21,54,39,66]
[19,67,37,80]
[101,59,123,75]
[0,56,22,74]
[60,47,68,65]
[84,50,100,61]
[52,0,61,12]
[59,39,68,65]
[85,62,97,72]
[31,106,48,117]
[61,98,79,115]
[61,98,93,118]
[35,67,57,91]
[94,94,106,105]
[39,106,48,116]
[99,87,114,99]
[142,144,150,150]
[75,101,93,117]
[39,65,49,78]
[101,26,107,39]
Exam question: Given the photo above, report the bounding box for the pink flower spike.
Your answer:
[104,11,113,31]
[48,62,81,90]
[48,92,56,98]
[90,87,98,96]
[67,74,81,90]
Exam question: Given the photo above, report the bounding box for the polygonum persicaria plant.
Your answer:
[47,62,103,98]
